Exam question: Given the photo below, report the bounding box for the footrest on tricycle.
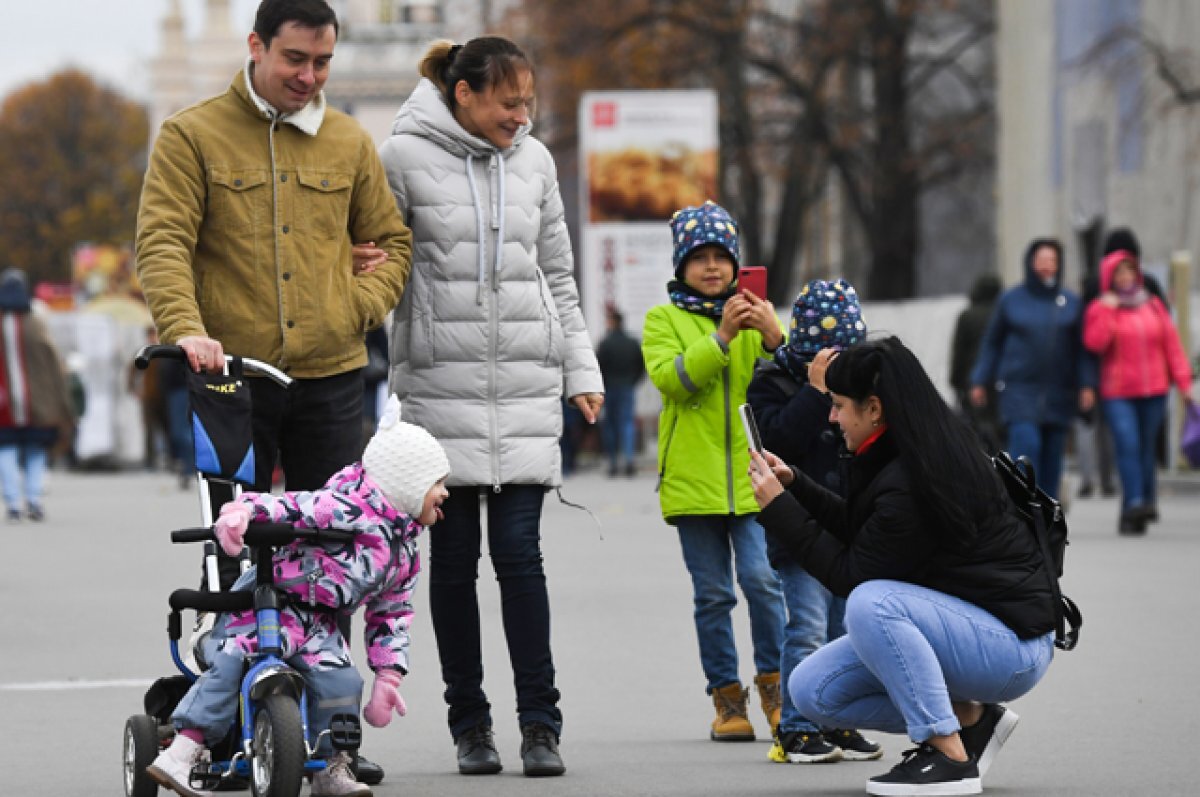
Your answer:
[329,713,362,751]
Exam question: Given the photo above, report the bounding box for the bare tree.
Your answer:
[520,0,995,300]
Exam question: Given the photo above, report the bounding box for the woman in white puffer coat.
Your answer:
[377,36,603,778]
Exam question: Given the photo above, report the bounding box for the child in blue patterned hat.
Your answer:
[642,200,788,742]
[746,278,881,764]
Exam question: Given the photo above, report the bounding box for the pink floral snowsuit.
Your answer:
[171,463,422,748]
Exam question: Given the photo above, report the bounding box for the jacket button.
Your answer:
[321,179,329,187]
[282,225,290,234]
[281,174,288,182]
[282,272,291,281]
[233,179,242,187]
[287,320,295,328]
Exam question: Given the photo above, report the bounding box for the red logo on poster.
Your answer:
[592,101,616,128]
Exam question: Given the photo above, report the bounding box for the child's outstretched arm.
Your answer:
[362,536,420,676]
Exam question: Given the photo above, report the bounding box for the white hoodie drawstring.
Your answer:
[492,155,506,289]
[465,154,487,304]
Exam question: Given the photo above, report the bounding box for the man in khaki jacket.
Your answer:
[135,4,408,786]
[136,0,411,498]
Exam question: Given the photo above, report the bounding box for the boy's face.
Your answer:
[417,478,449,526]
[681,245,736,298]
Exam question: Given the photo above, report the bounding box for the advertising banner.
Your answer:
[578,90,719,341]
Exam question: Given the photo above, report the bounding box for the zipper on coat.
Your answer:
[723,366,735,513]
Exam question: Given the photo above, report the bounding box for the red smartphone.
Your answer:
[738,266,767,300]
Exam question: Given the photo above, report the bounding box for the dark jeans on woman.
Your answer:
[1102,395,1167,512]
[1005,421,1068,500]
[429,484,562,740]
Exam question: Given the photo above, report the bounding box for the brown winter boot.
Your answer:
[710,683,756,741]
[754,672,783,734]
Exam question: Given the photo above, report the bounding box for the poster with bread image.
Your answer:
[581,91,719,223]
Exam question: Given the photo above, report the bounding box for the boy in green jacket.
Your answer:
[642,201,787,742]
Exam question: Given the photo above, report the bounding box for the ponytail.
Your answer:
[417,35,532,110]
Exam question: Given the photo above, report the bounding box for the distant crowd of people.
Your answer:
[954,227,1193,535]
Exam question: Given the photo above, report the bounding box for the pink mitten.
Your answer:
[363,669,406,728]
[214,502,251,556]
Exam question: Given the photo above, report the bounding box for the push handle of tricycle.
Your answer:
[134,344,292,388]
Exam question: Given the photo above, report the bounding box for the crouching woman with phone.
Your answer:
[748,337,1058,797]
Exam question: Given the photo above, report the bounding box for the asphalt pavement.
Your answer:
[1,460,1196,796]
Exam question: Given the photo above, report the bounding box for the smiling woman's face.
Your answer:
[454,68,534,149]
[828,392,881,452]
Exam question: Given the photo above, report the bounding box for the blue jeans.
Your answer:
[0,444,48,512]
[1102,395,1166,511]
[173,586,363,757]
[676,515,786,692]
[601,385,637,470]
[428,484,561,739]
[789,580,1054,742]
[774,558,845,733]
[1006,421,1068,499]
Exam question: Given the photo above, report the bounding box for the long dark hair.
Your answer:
[418,36,533,110]
[825,336,1005,542]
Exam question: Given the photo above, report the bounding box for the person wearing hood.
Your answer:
[950,273,1003,452]
[969,238,1095,499]
[1083,249,1194,534]
[0,269,76,522]
[376,36,604,778]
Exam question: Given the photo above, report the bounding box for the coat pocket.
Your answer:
[296,168,353,239]
[207,167,269,232]
[407,269,435,369]
[534,268,565,367]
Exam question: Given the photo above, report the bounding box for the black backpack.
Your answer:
[992,451,1083,651]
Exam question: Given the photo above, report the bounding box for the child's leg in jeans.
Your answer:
[172,636,252,742]
[292,616,363,758]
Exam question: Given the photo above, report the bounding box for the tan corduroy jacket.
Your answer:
[136,71,412,377]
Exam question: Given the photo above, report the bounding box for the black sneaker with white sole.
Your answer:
[824,728,883,761]
[866,744,980,796]
[769,731,843,763]
[958,703,1018,778]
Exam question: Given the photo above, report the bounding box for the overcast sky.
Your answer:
[4,0,259,103]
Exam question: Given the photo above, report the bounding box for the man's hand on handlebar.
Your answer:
[177,335,226,373]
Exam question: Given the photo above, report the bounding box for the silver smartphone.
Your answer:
[739,402,764,454]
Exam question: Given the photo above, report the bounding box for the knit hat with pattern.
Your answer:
[362,395,450,518]
[787,279,868,359]
[669,200,740,277]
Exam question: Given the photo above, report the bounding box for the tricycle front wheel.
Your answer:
[250,694,305,797]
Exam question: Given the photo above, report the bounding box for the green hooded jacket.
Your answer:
[642,303,778,522]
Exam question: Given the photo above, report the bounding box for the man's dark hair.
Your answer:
[254,0,339,47]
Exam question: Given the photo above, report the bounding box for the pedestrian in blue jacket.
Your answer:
[969,238,1096,498]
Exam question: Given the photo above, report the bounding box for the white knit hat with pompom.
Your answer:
[362,395,449,517]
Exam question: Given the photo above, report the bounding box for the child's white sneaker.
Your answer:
[311,751,372,797]
[146,734,213,797]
